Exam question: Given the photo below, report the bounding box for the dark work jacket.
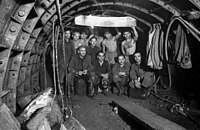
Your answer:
[51,39,75,71]
[112,62,130,76]
[93,59,111,77]
[68,54,93,73]
[87,45,101,64]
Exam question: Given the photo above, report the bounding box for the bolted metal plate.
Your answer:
[28,54,35,65]
[31,45,36,54]
[24,77,31,96]
[6,70,18,113]
[9,52,23,71]
[47,4,56,14]
[33,55,38,64]
[4,21,22,46]
[0,50,10,73]
[25,65,32,79]
[6,89,17,113]
[49,14,58,23]
[31,72,39,89]
[36,35,44,43]
[13,31,30,51]
[17,82,24,98]
[37,55,41,63]
[23,18,39,34]
[7,71,18,89]
[17,67,27,86]
[25,38,36,51]
[41,12,52,25]
[31,27,42,38]
[0,50,11,96]
[21,52,31,67]
[11,3,35,24]
[43,21,52,32]
[39,0,54,9]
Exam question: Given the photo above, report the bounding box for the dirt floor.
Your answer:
[68,90,200,130]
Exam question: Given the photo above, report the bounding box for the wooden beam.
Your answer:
[112,100,187,130]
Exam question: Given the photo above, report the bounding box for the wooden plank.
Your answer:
[0,103,21,130]
[75,15,137,27]
[112,100,187,130]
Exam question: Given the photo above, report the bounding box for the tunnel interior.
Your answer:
[0,0,200,129]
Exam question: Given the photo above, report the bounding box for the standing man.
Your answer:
[50,28,74,95]
[68,46,95,97]
[72,31,81,53]
[87,36,101,64]
[93,51,111,96]
[102,30,121,65]
[121,25,138,64]
[112,55,130,96]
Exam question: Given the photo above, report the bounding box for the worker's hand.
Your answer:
[117,32,122,36]
[118,72,126,76]
[101,73,109,79]
[82,70,88,75]
[134,80,141,88]
[78,71,83,76]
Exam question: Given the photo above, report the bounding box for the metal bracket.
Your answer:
[11,3,35,24]
[189,0,200,9]
[17,67,27,86]
[13,31,30,51]
[25,38,36,51]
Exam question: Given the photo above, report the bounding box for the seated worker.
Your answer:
[129,52,155,97]
[68,46,95,97]
[112,55,130,96]
[93,51,111,96]
[87,36,101,65]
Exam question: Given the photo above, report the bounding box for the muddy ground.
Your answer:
[68,90,200,130]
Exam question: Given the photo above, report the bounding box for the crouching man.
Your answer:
[129,52,155,98]
[113,55,130,96]
[93,51,112,96]
[68,46,95,97]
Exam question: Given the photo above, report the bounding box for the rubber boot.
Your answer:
[88,82,94,97]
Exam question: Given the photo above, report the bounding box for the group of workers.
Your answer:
[52,23,155,98]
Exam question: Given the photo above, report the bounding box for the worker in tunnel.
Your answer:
[129,51,155,98]
[112,55,130,96]
[87,36,101,65]
[67,46,96,97]
[121,24,139,64]
[102,29,122,65]
[92,51,112,96]
[50,28,75,95]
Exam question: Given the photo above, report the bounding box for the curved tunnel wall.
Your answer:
[0,0,200,113]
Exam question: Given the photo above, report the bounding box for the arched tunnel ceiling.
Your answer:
[0,0,200,112]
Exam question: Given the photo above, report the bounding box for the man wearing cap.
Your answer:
[68,46,96,97]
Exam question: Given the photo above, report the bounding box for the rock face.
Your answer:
[0,103,21,130]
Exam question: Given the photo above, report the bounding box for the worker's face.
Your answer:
[104,32,111,39]
[65,30,71,39]
[78,47,86,57]
[90,38,97,47]
[73,32,80,41]
[97,52,105,62]
[123,31,131,39]
[81,32,88,39]
[134,53,141,64]
[118,56,125,65]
